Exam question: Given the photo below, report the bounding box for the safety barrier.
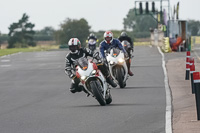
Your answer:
[161,37,172,53]
[185,51,200,120]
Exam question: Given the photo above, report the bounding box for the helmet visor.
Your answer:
[69,45,78,52]
[105,37,112,42]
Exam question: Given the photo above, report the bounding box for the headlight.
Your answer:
[81,76,87,80]
[118,58,124,63]
[91,70,96,75]
[110,61,114,65]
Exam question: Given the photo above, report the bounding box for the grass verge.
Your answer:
[0,45,59,57]
[134,42,151,46]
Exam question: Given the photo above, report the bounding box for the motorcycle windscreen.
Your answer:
[122,41,131,51]
[88,39,96,45]
[77,57,88,70]
[111,48,120,57]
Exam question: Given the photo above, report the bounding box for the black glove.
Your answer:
[124,52,129,58]
[69,74,76,79]
[103,58,108,64]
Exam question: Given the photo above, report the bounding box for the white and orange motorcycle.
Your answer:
[75,52,112,106]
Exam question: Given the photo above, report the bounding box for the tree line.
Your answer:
[0,9,200,48]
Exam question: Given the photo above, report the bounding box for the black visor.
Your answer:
[69,45,78,52]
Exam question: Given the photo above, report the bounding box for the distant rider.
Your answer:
[99,31,133,76]
[87,33,98,52]
[118,31,134,76]
[65,38,117,93]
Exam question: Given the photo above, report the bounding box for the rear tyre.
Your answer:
[90,81,106,106]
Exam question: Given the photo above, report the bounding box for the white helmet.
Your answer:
[68,38,81,54]
[104,31,113,44]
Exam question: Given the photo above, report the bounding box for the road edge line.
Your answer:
[157,46,172,133]
[0,52,22,58]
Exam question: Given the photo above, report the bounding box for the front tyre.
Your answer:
[116,66,125,88]
[90,81,106,106]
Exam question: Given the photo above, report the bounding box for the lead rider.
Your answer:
[65,38,117,93]
[99,31,133,76]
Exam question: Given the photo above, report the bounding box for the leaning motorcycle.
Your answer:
[75,53,112,106]
[106,47,128,88]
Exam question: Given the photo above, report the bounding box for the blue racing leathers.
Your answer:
[100,39,126,58]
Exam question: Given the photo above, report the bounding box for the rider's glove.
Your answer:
[103,58,108,64]
[69,74,76,79]
[124,52,129,58]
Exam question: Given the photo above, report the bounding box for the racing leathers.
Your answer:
[100,39,127,58]
[65,48,117,93]
[118,36,134,50]
[118,36,134,76]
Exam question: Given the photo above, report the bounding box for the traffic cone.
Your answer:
[185,51,190,80]
[190,60,195,94]
[193,72,200,120]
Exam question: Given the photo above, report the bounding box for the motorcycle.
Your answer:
[75,52,112,106]
[106,47,128,88]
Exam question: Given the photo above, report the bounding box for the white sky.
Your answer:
[0,0,199,34]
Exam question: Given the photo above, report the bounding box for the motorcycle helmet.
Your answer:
[88,33,97,41]
[88,39,97,51]
[68,38,81,54]
[104,31,113,44]
[120,31,127,37]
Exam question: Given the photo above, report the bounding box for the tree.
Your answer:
[188,20,200,36]
[8,13,35,48]
[55,18,90,46]
[34,26,55,41]
[123,8,157,38]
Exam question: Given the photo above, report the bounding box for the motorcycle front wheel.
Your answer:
[116,66,125,88]
[90,80,106,106]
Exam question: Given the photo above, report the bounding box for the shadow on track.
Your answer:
[68,103,148,108]
[118,86,164,89]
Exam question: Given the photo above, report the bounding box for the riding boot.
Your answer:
[106,75,117,88]
[126,59,134,76]
[79,85,90,97]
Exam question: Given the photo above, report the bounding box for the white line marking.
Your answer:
[157,46,172,133]
[0,65,11,67]
[1,60,10,62]
[0,52,22,58]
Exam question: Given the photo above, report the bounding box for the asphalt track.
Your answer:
[0,46,166,133]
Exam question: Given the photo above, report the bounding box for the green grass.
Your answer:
[0,45,59,57]
[134,42,151,46]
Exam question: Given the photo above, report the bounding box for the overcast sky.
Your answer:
[0,0,199,34]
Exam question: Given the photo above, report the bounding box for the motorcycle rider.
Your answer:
[100,31,133,76]
[118,31,134,76]
[87,33,98,52]
[65,38,117,93]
